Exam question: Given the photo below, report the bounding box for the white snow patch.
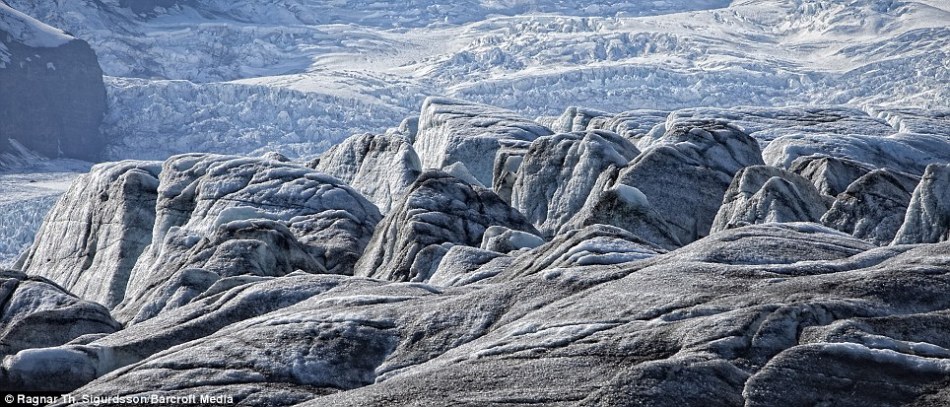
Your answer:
[442,162,485,187]
[821,342,950,374]
[506,230,545,250]
[0,4,72,48]
[210,206,277,231]
[611,184,649,208]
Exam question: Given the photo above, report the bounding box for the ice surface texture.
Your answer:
[2,0,950,404]
[2,96,949,405]
[5,0,949,162]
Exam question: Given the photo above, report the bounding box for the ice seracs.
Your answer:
[710,165,828,234]
[510,130,639,238]
[678,222,874,268]
[413,97,552,186]
[308,133,422,213]
[0,270,119,360]
[16,161,162,308]
[490,140,531,204]
[549,106,613,133]
[2,0,950,402]
[112,154,381,324]
[561,167,681,250]
[821,169,919,245]
[662,106,896,147]
[0,272,350,393]
[872,107,950,135]
[789,155,875,197]
[354,169,538,282]
[764,132,950,175]
[5,99,950,405]
[616,119,764,244]
[892,164,950,245]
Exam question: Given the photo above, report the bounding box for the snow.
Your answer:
[442,162,484,187]
[505,230,545,250]
[611,184,649,208]
[1,0,945,164]
[0,4,72,48]
[819,342,950,374]
[101,77,409,161]
[564,238,659,266]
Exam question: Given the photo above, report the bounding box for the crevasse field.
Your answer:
[7,0,950,160]
[2,0,946,264]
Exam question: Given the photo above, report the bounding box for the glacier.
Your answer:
[0,0,950,406]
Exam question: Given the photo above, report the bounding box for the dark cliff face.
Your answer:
[0,13,106,165]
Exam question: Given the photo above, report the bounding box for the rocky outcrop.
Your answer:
[892,164,950,245]
[821,169,919,245]
[0,270,119,360]
[789,155,874,197]
[0,4,106,167]
[616,119,764,244]
[112,154,381,324]
[510,130,640,237]
[15,161,161,308]
[354,169,538,282]
[308,133,422,213]
[413,97,552,186]
[710,165,828,233]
